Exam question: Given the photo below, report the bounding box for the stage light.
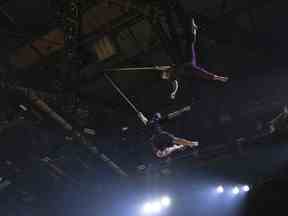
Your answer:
[141,195,172,214]
[150,201,162,213]
[160,196,171,207]
[216,185,224,193]
[141,201,162,215]
[142,202,153,214]
[232,186,240,195]
[242,185,250,192]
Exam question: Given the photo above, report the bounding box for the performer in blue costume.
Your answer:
[148,113,198,158]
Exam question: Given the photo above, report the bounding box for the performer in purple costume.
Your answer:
[159,0,229,99]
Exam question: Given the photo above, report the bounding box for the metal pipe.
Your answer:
[104,66,172,72]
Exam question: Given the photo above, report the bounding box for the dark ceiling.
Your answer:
[1,0,288,215]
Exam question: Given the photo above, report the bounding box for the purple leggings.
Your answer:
[163,0,217,81]
[183,43,215,80]
[183,16,215,81]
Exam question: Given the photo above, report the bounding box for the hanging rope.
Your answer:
[103,73,148,125]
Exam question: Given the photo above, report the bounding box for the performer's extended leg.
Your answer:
[151,131,199,158]
[173,136,199,148]
[156,144,185,158]
[184,16,229,82]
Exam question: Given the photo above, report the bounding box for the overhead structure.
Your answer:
[62,0,82,84]
[0,81,128,177]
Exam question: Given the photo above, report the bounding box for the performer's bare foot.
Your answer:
[214,75,229,82]
[187,141,199,148]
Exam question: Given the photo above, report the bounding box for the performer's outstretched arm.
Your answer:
[170,80,179,99]
[160,68,179,99]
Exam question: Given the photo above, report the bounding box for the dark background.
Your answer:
[1,0,288,215]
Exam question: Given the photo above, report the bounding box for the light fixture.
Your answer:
[141,195,171,215]
[242,185,250,192]
[216,185,224,193]
[142,202,153,214]
[232,186,240,195]
[150,201,162,213]
[160,196,171,207]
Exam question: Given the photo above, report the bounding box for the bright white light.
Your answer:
[160,196,171,207]
[141,201,163,215]
[232,186,240,195]
[142,202,153,214]
[141,196,171,214]
[216,185,224,193]
[150,201,162,213]
[242,185,250,192]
